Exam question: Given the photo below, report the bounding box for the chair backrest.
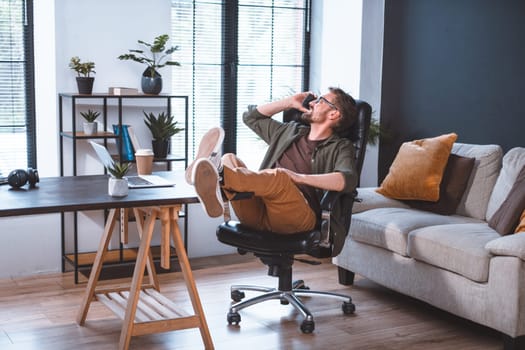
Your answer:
[344,100,372,180]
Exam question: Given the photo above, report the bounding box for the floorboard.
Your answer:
[0,254,503,349]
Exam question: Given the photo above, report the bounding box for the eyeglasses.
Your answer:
[316,96,338,110]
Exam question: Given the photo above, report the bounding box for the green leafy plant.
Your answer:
[69,56,96,77]
[367,118,389,146]
[143,111,184,141]
[118,34,180,78]
[107,162,130,179]
[80,109,100,123]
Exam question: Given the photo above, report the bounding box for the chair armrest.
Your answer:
[485,234,525,260]
[319,190,358,247]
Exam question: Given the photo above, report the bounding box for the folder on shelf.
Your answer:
[112,125,135,161]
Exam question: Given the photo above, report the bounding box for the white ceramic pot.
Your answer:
[108,177,128,197]
[83,121,98,135]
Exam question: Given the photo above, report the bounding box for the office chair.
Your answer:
[216,100,372,333]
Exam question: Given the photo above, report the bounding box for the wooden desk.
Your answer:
[0,172,214,350]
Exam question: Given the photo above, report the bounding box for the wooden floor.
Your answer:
[0,254,503,350]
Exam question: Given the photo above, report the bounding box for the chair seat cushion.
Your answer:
[216,221,322,255]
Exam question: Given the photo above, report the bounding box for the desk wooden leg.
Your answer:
[77,208,119,325]
[133,208,160,291]
[119,208,158,350]
[160,209,171,270]
[169,207,214,349]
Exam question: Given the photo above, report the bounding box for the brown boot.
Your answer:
[192,158,224,217]
[185,127,224,184]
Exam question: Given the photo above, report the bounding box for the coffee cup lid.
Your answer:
[135,148,154,156]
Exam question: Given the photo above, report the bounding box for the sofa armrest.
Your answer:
[353,187,410,214]
[485,234,525,260]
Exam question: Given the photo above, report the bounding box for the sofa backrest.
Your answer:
[485,147,525,221]
[452,143,503,220]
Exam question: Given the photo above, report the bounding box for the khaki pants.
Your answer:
[221,153,317,234]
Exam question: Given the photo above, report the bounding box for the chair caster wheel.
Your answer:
[342,301,356,314]
[231,290,245,302]
[292,279,309,290]
[227,311,241,325]
[300,319,315,333]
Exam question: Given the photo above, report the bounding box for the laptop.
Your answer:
[89,141,175,188]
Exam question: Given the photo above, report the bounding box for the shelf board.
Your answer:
[64,246,177,267]
[61,131,117,139]
[96,288,192,323]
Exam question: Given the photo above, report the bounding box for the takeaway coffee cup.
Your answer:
[135,149,154,175]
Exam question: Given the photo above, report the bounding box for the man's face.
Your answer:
[301,92,339,124]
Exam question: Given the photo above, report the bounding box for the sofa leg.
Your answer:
[337,266,355,285]
[503,334,525,350]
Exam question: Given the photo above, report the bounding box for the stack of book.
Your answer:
[108,87,139,95]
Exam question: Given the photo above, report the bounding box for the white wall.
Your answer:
[310,0,382,187]
[359,0,385,187]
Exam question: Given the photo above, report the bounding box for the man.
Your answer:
[186,87,358,236]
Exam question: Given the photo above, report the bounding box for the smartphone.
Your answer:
[302,93,316,109]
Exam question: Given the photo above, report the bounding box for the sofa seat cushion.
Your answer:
[350,208,483,256]
[407,223,499,282]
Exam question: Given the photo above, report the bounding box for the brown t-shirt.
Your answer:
[275,135,323,218]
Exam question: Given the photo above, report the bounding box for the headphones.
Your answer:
[7,168,40,189]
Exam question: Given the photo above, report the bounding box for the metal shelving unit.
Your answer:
[58,93,189,283]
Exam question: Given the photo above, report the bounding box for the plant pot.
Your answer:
[76,77,94,94]
[108,177,128,197]
[152,139,170,158]
[83,121,97,135]
[141,68,162,95]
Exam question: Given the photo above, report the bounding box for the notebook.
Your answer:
[89,141,175,188]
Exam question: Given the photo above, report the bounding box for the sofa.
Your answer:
[334,142,525,349]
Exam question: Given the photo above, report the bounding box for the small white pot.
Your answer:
[83,121,98,135]
[108,177,128,197]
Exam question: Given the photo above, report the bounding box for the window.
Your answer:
[171,0,309,169]
[0,0,35,179]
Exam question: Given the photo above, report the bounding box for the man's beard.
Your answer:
[300,112,313,124]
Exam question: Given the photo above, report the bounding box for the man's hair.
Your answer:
[329,87,358,136]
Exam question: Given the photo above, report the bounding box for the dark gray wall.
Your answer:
[378,0,525,182]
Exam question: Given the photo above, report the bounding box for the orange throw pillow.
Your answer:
[515,210,525,233]
[376,133,458,201]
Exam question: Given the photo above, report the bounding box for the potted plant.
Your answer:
[118,34,180,94]
[143,111,184,158]
[80,109,100,135]
[69,56,96,94]
[107,161,130,197]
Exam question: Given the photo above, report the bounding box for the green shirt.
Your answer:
[243,106,358,255]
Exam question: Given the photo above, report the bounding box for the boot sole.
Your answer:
[193,159,223,217]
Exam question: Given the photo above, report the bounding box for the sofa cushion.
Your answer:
[486,147,525,220]
[516,210,525,233]
[451,143,503,220]
[353,187,410,214]
[376,133,457,201]
[404,154,475,215]
[407,223,499,282]
[350,207,483,256]
[488,165,525,235]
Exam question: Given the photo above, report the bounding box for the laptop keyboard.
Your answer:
[127,176,153,186]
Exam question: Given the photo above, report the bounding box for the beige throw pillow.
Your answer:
[376,133,458,201]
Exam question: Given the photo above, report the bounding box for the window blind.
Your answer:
[0,0,35,179]
[171,0,309,169]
